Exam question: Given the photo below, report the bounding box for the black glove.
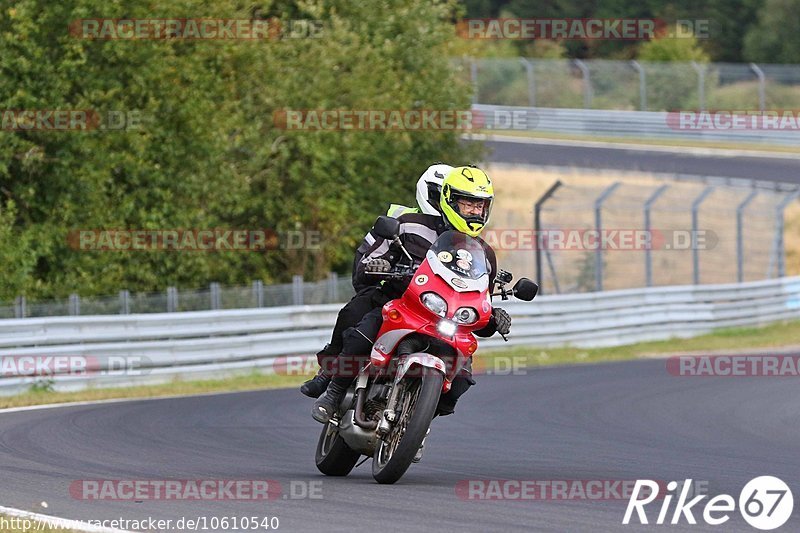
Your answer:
[367,258,392,273]
[492,308,511,336]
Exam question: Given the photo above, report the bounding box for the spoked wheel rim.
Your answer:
[375,379,421,469]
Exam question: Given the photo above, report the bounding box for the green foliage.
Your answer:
[0,0,480,300]
[637,30,711,62]
[743,0,800,63]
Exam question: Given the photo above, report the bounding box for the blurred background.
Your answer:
[1,0,799,315]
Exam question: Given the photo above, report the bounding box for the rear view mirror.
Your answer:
[513,278,539,301]
[373,216,400,240]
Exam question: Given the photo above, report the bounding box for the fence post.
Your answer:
[691,61,706,111]
[253,280,264,308]
[750,63,766,112]
[774,190,800,278]
[119,290,130,314]
[736,188,759,283]
[594,182,622,292]
[327,272,339,303]
[470,57,479,105]
[167,286,177,312]
[14,296,26,318]
[292,275,304,305]
[630,60,647,111]
[644,185,669,287]
[520,58,536,107]
[574,59,592,109]
[534,180,563,295]
[692,186,716,285]
[210,282,221,310]
[68,293,80,316]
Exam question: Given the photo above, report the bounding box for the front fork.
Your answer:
[374,353,446,436]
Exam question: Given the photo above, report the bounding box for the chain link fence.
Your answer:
[526,179,800,294]
[2,274,356,319]
[467,58,800,111]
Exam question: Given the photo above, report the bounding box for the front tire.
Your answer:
[372,368,443,484]
[315,421,361,476]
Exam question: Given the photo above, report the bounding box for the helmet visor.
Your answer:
[451,192,493,225]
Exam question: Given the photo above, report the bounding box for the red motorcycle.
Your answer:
[315,216,538,484]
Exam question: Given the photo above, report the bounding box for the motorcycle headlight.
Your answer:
[421,292,447,317]
[454,307,478,325]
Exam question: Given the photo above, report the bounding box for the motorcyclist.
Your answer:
[312,165,512,425]
[300,164,452,398]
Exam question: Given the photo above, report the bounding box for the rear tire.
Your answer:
[372,368,443,484]
[315,421,361,476]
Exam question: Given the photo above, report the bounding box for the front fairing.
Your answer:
[371,231,493,388]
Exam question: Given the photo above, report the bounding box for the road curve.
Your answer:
[0,359,798,532]
[478,137,800,185]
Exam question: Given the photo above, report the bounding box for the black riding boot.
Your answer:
[300,369,331,398]
[312,376,351,423]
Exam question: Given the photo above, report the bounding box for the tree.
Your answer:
[743,0,800,63]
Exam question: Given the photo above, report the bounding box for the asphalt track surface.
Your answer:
[1,358,798,532]
[479,138,800,184]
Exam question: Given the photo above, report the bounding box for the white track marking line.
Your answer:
[0,505,132,533]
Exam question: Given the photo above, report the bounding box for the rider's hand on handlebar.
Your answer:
[493,308,511,336]
[367,258,392,273]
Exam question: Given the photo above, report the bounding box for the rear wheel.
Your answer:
[315,421,361,476]
[372,368,443,484]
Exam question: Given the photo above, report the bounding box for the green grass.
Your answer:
[3,319,799,410]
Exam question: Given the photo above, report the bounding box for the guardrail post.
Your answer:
[470,57,479,105]
[520,58,536,106]
[167,286,178,312]
[119,290,130,314]
[736,187,759,282]
[292,275,304,305]
[750,63,766,112]
[253,280,264,307]
[692,186,716,285]
[327,272,338,303]
[630,60,647,111]
[691,61,706,111]
[534,180,563,295]
[14,296,26,318]
[574,59,592,109]
[594,182,622,292]
[773,190,800,278]
[68,293,80,316]
[210,282,221,310]
[644,185,669,286]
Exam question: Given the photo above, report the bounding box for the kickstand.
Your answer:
[355,455,371,468]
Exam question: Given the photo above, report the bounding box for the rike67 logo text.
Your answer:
[623,476,793,530]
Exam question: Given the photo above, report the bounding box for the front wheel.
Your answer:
[315,421,361,476]
[372,368,443,484]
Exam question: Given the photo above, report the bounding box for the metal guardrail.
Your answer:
[1,276,798,395]
[473,104,800,145]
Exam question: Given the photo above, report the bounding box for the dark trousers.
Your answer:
[317,286,389,370]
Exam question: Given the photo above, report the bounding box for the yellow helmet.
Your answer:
[439,166,494,237]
